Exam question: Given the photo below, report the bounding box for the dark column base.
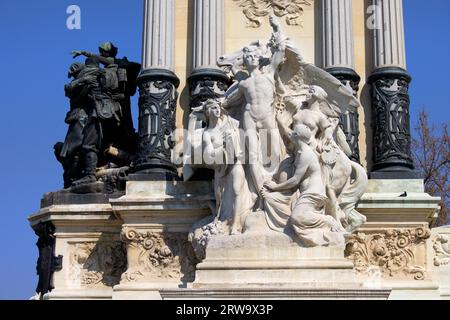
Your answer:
[326,67,361,163]
[188,67,230,110]
[368,66,421,180]
[184,68,230,181]
[369,167,421,180]
[130,68,180,179]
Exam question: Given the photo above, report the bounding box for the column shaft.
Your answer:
[189,0,229,110]
[368,0,418,179]
[142,0,175,70]
[132,0,180,177]
[322,0,361,163]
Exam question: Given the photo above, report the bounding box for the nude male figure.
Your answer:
[222,16,286,193]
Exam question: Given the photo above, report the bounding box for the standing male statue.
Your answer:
[220,16,287,196]
[55,62,90,188]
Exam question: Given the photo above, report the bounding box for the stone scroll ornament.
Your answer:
[184,16,368,260]
[345,228,431,281]
[120,227,198,283]
[233,0,313,28]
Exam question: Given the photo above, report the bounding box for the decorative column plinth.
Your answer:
[188,68,230,110]
[130,69,180,178]
[327,67,361,163]
[28,202,124,300]
[368,67,420,179]
[110,180,214,300]
[350,179,442,299]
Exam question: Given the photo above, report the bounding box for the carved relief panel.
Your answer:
[120,227,198,284]
[345,228,431,281]
[68,241,127,288]
[232,0,313,28]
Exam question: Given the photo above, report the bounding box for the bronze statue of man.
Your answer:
[72,42,141,148]
[54,62,93,188]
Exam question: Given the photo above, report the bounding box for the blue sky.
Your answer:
[0,1,449,300]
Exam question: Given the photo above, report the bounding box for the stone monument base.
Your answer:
[29,179,445,300]
[178,232,390,299]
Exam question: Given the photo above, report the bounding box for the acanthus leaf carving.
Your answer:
[120,227,198,284]
[345,227,431,281]
[69,241,126,288]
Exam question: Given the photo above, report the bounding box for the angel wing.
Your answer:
[276,41,357,157]
[279,41,359,113]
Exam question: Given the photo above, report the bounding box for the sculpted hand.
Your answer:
[276,111,285,124]
[263,180,278,191]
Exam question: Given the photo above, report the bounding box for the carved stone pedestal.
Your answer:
[29,200,124,300]
[29,179,445,300]
[110,180,213,300]
[174,232,391,299]
[349,179,442,299]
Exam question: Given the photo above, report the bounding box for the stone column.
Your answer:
[132,0,180,177]
[321,0,361,163]
[368,0,418,179]
[188,0,229,110]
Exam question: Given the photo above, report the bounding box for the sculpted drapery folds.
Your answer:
[186,17,368,257]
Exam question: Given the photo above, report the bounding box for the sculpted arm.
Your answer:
[319,114,334,144]
[269,16,286,71]
[72,50,115,66]
[265,155,308,192]
[276,113,294,140]
[222,84,244,110]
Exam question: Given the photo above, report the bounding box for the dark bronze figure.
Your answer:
[55,42,141,193]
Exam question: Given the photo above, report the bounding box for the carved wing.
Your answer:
[276,41,357,156]
[278,41,359,115]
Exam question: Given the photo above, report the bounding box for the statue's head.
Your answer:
[203,99,222,120]
[304,85,328,105]
[68,62,84,78]
[243,46,262,69]
[99,42,118,58]
[292,124,312,145]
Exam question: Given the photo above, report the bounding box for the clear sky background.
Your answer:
[0,0,449,300]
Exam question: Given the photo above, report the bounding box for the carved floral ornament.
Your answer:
[433,234,450,267]
[233,0,313,28]
[69,242,126,288]
[345,228,431,281]
[120,227,197,283]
